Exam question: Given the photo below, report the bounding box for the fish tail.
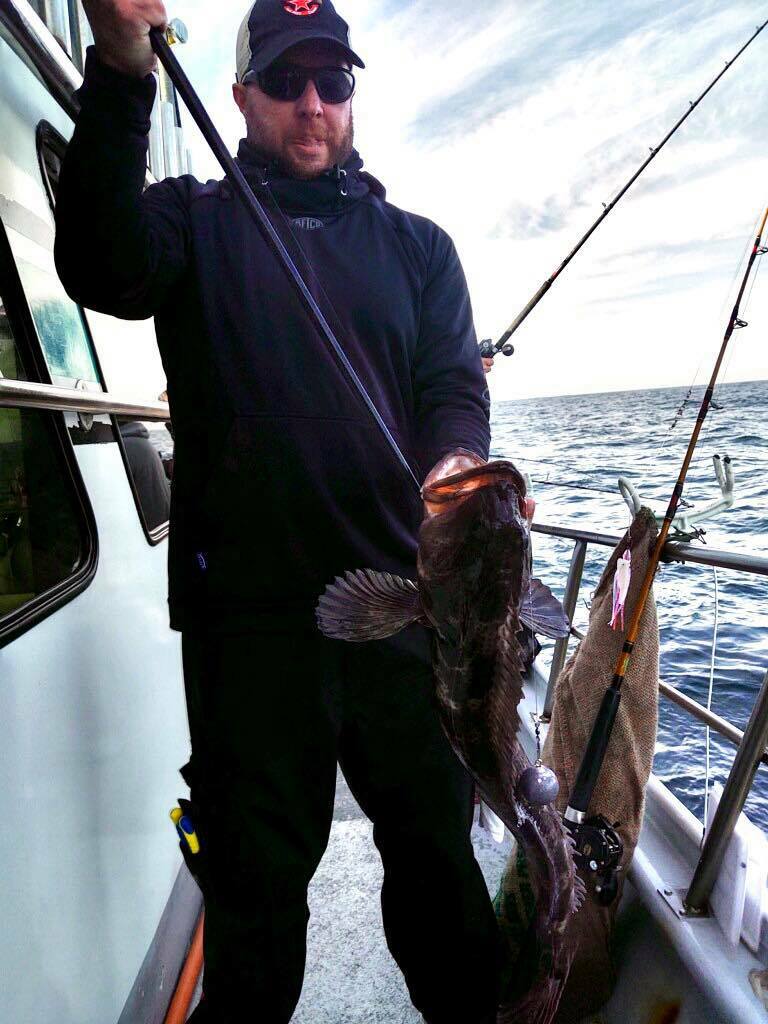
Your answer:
[497,972,565,1024]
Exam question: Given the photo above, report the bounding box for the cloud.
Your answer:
[170,0,768,399]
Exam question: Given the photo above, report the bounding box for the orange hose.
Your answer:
[164,913,205,1024]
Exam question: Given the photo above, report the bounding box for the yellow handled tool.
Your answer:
[170,806,200,856]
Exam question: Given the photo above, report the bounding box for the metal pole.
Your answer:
[543,539,587,720]
[531,521,768,577]
[685,669,768,914]
[659,679,768,767]
[0,377,170,419]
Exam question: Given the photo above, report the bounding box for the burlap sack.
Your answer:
[496,508,660,1023]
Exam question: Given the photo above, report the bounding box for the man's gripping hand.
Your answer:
[424,449,486,488]
[422,449,486,517]
[82,0,168,78]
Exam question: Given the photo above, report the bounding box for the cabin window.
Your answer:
[33,125,101,387]
[0,406,86,621]
[16,254,101,386]
[36,123,172,541]
[0,254,94,638]
[27,0,89,72]
[0,293,28,381]
[116,415,173,535]
[38,122,65,207]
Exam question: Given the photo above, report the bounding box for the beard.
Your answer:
[249,111,354,180]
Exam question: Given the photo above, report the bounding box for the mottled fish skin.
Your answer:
[419,461,582,1024]
[316,460,581,1022]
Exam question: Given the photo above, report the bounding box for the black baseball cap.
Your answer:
[236,0,365,83]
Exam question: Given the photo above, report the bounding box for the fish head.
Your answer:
[418,460,529,635]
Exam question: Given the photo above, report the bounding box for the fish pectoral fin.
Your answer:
[519,578,570,639]
[316,569,423,642]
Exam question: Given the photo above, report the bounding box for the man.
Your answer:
[55,1,500,1021]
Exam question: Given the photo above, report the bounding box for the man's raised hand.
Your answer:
[82,0,168,78]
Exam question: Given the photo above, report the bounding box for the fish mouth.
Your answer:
[422,460,527,518]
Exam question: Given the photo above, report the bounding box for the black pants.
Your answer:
[182,619,500,1023]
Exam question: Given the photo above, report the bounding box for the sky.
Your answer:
[170,0,768,400]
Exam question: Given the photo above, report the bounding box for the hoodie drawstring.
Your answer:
[334,166,348,197]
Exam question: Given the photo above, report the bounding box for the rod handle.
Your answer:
[566,682,622,817]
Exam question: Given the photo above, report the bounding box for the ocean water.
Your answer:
[491,378,768,831]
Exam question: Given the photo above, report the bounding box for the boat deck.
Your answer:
[177,770,507,1024]
[185,768,510,1022]
[182,674,768,1024]
[294,769,511,1024]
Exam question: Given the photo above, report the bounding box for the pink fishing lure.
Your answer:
[609,549,632,631]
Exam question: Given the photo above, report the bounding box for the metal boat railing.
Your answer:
[3,375,768,916]
[534,521,768,756]
[0,377,169,420]
[531,518,768,915]
[685,669,768,913]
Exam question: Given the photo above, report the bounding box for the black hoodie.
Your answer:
[55,49,491,629]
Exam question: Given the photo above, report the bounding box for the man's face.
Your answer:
[232,41,354,179]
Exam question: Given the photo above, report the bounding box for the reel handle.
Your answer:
[478,339,515,358]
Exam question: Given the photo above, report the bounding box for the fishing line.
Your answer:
[529,477,623,498]
[659,210,761,449]
[657,244,755,522]
[564,204,768,848]
[522,456,636,495]
[487,18,768,354]
[718,209,763,322]
[528,558,544,765]
[524,455,623,476]
[686,233,766,489]
[702,565,719,845]
[656,214,764,490]
[741,237,766,316]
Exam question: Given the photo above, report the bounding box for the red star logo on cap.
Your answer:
[283,0,322,14]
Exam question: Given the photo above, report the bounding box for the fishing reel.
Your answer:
[479,338,515,359]
[566,814,623,906]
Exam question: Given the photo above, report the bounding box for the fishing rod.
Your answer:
[563,206,768,902]
[149,24,421,494]
[479,16,768,362]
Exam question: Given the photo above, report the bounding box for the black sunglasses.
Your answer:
[252,65,356,105]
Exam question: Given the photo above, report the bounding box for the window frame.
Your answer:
[0,214,98,648]
[37,120,170,546]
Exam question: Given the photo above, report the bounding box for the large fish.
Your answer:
[316,459,584,1024]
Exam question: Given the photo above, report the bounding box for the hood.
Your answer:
[119,421,150,440]
[235,139,386,215]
